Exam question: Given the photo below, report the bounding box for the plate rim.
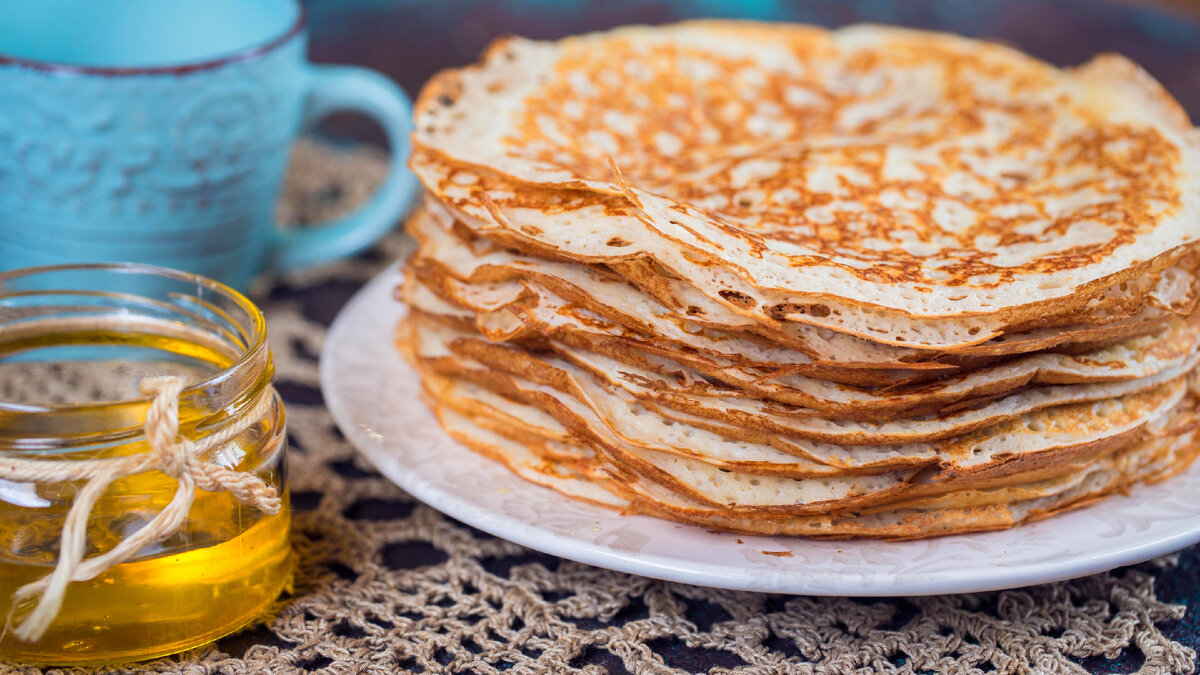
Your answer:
[319,262,1200,596]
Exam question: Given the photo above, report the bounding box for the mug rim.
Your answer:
[0,1,307,76]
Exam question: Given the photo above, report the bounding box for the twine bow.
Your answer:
[0,376,280,642]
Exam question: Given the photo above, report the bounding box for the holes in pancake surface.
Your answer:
[686,306,704,315]
[768,302,833,320]
[768,303,800,320]
[719,289,756,309]
[606,236,632,247]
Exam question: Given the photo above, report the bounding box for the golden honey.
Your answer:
[0,492,292,664]
[0,264,293,665]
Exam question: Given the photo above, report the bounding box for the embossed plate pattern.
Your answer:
[321,264,1200,595]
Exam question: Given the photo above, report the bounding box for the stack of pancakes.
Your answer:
[397,22,1200,538]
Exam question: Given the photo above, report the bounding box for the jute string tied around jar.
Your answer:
[0,375,281,643]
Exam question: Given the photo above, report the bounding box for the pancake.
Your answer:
[402,265,1200,421]
[414,153,1198,350]
[412,22,1200,348]
[412,203,1195,371]
[404,315,1189,508]
[423,365,1198,538]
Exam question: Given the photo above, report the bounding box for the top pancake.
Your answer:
[414,21,1200,334]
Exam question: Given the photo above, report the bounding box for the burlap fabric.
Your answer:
[8,140,1198,675]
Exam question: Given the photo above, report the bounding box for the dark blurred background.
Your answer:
[302,0,1200,147]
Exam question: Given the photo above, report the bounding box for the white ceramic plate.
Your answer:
[320,263,1200,595]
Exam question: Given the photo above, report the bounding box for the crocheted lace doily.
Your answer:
[8,140,1196,675]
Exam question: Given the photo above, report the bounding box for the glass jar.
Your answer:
[0,264,292,665]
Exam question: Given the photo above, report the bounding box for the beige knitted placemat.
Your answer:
[8,140,1197,675]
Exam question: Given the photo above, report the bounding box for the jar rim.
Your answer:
[0,262,270,444]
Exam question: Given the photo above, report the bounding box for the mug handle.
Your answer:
[270,65,419,271]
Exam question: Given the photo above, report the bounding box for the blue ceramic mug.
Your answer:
[0,0,418,289]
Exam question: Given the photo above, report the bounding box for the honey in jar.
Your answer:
[0,264,293,665]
